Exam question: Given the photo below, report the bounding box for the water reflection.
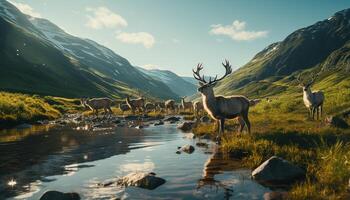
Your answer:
[0,126,149,199]
[0,123,271,200]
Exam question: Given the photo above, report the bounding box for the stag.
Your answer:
[126,96,145,114]
[81,97,113,117]
[193,101,204,116]
[297,73,325,120]
[193,60,252,142]
[181,96,193,112]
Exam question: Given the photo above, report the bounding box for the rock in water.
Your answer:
[252,156,305,183]
[164,116,180,122]
[116,172,165,190]
[177,121,195,132]
[40,191,80,200]
[178,144,195,154]
[325,116,349,129]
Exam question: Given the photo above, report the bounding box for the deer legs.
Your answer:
[216,119,225,144]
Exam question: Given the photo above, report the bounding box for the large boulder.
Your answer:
[177,121,195,132]
[40,191,80,200]
[252,156,305,183]
[325,116,349,129]
[116,172,165,190]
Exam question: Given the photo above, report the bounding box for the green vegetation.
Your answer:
[0,91,81,128]
[193,85,350,199]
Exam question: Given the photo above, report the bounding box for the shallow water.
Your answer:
[0,122,270,199]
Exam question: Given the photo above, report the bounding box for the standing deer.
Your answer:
[297,73,325,120]
[181,96,193,112]
[81,97,113,117]
[119,103,130,115]
[145,102,156,112]
[154,101,165,112]
[193,101,204,116]
[125,96,145,114]
[193,60,252,142]
[165,99,176,113]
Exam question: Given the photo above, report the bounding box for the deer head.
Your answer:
[193,60,232,94]
[297,72,319,92]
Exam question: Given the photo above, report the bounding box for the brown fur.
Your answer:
[82,97,113,116]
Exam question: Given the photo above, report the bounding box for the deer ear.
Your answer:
[198,82,205,87]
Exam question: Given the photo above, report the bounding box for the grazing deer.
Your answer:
[145,102,156,112]
[193,60,252,142]
[297,73,325,120]
[165,99,176,113]
[181,96,193,112]
[125,96,145,114]
[193,101,204,116]
[81,97,113,117]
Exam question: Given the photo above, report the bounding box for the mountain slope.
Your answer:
[215,8,350,98]
[137,67,197,96]
[0,0,177,99]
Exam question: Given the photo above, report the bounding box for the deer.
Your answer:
[193,101,204,116]
[119,103,130,115]
[193,60,252,143]
[125,96,145,114]
[81,97,113,117]
[154,101,165,112]
[297,73,325,120]
[165,99,176,113]
[145,102,156,112]
[181,96,193,112]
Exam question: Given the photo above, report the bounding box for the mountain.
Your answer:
[215,8,350,97]
[0,0,177,99]
[182,76,199,86]
[137,67,197,97]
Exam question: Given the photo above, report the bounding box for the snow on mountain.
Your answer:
[137,67,197,97]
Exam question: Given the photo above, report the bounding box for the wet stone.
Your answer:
[116,172,165,190]
[39,191,80,200]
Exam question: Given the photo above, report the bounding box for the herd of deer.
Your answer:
[80,95,205,117]
[80,60,325,143]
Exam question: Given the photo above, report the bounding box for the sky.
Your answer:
[8,0,350,76]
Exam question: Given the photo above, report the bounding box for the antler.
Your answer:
[308,72,319,85]
[208,59,232,85]
[297,74,304,86]
[193,63,207,83]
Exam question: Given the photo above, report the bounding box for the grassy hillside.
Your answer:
[193,83,350,199]
[0,92,57,127]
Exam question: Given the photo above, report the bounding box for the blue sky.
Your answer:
[9,0,350,76]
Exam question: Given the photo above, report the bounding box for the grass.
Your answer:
[0,92,81,128]
[192,90,350,199]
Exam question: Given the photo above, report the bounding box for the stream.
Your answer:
[0,118,271,199]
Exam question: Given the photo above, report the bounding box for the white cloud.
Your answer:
[209,20,268,41]
[9,1,41,18]
[142,64,160,70]
[85,7,127,29]
[116,32,155,48]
